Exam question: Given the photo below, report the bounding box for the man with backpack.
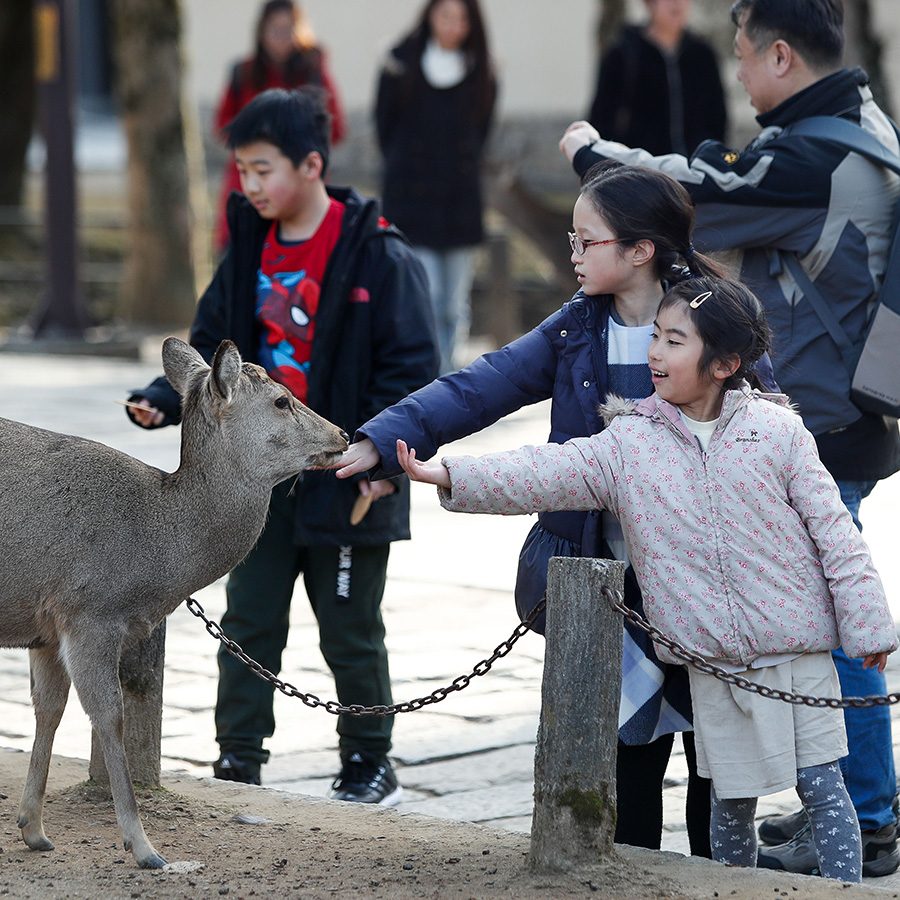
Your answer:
[561,0,900,878]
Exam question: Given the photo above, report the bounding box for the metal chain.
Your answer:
[184,595,544,717]
[185,580,898,717]
[601,585,900,710]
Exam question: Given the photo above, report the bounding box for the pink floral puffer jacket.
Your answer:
[439,387,897,666]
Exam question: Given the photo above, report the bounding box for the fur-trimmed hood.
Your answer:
[599,383,797,430]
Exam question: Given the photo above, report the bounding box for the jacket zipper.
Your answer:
[656,408,747,664]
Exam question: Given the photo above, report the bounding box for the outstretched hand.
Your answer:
[559,120,601,161]
[396,439,450,489]
[333,438,380,478]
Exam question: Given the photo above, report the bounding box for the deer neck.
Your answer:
[162,442,276,589]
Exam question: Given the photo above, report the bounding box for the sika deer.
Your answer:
[0,338,348,868]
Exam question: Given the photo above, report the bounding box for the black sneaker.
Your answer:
[758,808,809,846]
[329,752,402,806]
[213,752,261,786]
[862,823,900,877]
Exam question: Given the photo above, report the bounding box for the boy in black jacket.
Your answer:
[128,87,438,803]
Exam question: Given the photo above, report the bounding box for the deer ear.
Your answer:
[162,337,209,397]
[210,340,243,404]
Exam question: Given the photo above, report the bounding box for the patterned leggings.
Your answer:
[710,761,862,882]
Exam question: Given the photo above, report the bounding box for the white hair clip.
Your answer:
[689,291,713,309]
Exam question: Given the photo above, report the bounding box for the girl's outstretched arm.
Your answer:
[397,439,450,489]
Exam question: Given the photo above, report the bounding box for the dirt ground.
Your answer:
[0,751,894,900]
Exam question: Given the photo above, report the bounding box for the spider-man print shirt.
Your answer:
[255,198,345,402]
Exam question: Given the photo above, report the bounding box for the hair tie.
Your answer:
[683,244,696,259]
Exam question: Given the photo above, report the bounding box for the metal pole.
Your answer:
[529,557,625,872]
[32,0,87,338]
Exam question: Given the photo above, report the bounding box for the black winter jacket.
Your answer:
[588,25,727,157]
[375,38,496,248]
[133,187,439,545]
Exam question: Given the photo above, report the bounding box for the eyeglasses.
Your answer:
[568,232,621,255]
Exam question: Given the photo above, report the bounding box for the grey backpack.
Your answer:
[780,115,900,419]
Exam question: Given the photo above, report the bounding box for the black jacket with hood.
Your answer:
[133,187,439,545]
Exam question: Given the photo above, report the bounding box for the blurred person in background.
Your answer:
[213,0,345,252]
[375,0,497,373]
[588,0,727,156]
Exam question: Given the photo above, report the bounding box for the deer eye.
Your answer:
[274,395,290,409]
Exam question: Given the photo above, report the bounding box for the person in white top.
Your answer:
[375,0,497,373]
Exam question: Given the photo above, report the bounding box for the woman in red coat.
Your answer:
[213,0,345,252]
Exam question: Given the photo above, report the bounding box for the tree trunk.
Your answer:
[0,0,36,208]
[109,0,196,328]
[844,0,892,116]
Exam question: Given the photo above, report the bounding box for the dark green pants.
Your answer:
[215,483,393,765]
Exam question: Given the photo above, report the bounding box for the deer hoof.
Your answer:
[18,817,54,852]
[137,850,168,870]
[22,833,54,852]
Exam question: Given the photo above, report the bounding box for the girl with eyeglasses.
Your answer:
[394,274,894,883]
[333,161,775,856]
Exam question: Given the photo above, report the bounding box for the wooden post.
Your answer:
[530,557,625,872]
[89,621,165,788]
[486,230,518,347]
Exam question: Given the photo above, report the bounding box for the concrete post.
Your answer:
[529,557,625,872]
[89,620,165,788]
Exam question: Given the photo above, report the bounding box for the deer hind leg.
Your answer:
[63,631,167,869]
[18,644,71,851]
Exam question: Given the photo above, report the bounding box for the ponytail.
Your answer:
[580,161,731,284]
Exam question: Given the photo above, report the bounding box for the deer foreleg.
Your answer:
[18,644,71,851]
[64,633,167,869]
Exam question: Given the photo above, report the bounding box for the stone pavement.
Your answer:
[1,346,900,888]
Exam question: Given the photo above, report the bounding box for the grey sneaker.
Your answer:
[758,820,900,878]
[758,808,808,846]
[757,822,818,875]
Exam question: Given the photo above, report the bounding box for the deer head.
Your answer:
[162,338,348,485]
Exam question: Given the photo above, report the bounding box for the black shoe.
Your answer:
[213,752,261,786]
[329,752,402,806]
[862,823,900,877]
[758,808,808,845]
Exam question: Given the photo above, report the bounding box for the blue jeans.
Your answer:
[414,246,476,374]
[833,479,896,831]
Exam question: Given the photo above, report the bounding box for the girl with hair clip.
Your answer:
[213,0,345,252]
[335,162,775,855]
[396,275,896,883]
[375,0,497,373]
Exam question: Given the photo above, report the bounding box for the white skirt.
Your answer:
[688,652,848,799]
